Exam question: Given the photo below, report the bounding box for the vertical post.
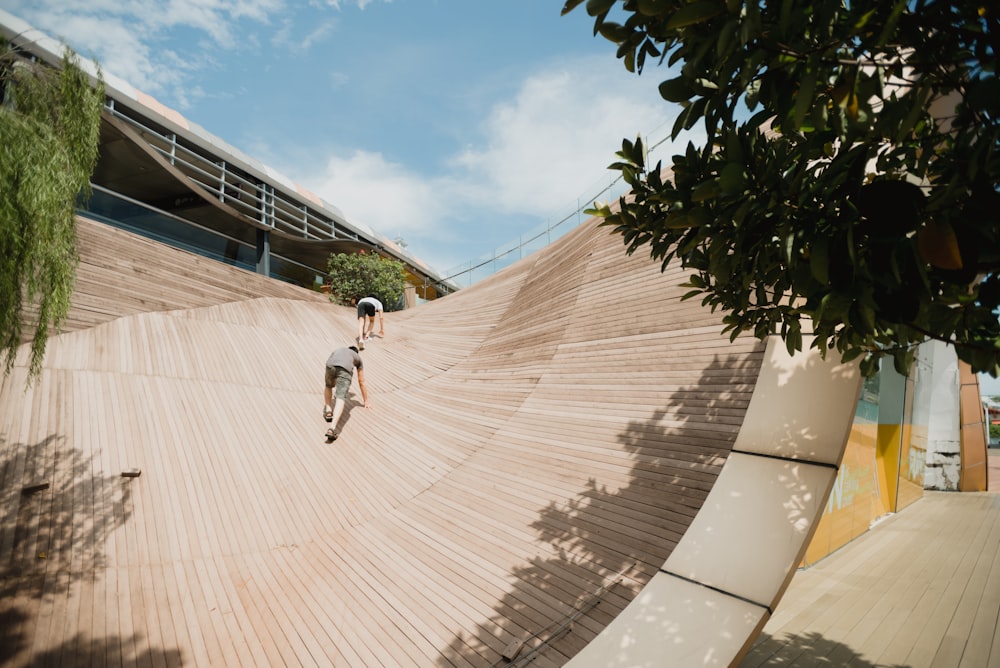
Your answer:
[256,228,271,276]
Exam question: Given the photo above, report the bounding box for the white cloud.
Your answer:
[315,0,382,9]
[310,150,452,238]
[452,56,672,217]
[272,17,336,51]
[298,54,684,272]
[4,0,283,98]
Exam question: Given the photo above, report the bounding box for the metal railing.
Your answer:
[79,185,324,288]
[440,127,676,289]
[104,100,360,244]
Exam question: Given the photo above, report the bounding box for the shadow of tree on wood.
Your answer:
[435,349,765,666]
[0,604,184,667]
[1,434,134,576]
[739,630,910,667]
[0,434,181,665]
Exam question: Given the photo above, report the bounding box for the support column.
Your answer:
[256,228,270,277]
[921,341,962,490]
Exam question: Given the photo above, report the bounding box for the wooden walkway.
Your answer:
[739,489,1000,668]
[2,215,998,666]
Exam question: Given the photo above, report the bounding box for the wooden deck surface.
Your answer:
[1,217,765,667]
[739,487,1000,668]
[2,216,998,667]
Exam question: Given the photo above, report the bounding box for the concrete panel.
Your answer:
[565,572,768,667]
[663,452,837,606]
[732,336,861,465]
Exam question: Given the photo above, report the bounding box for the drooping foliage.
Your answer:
[564,0,999,376]
[0,42,104,381]
[326,250,407,310]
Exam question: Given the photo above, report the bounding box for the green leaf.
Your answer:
[716,19,739,58]
[809,236,830,284]
[659,76,693,103]
[637,0,671,16]
[691,179,720,202]
[665,212,694,229]
[840,347,864,362]
[666,1,724,29]
[718,162,745,193]
[792,70,818,131]
[586,0,617,17]
[602,22,634,43]
[892,347,914,375]
[778,0,793,38]
[784,327,803,356]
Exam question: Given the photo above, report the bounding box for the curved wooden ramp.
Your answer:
[0,217,860,666]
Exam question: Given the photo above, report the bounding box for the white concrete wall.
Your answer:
[918,341,962,490]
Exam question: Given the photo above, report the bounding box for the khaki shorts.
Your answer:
[324,366,353,400]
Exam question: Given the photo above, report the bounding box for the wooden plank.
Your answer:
[740,493,1000,668]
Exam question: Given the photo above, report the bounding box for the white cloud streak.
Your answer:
[4,0,287,101]
[299,54,682,271]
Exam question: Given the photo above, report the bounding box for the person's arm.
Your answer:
[356,367,371,408]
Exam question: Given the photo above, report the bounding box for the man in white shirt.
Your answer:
[355,296,385,347]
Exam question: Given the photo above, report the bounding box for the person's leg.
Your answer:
[364,303,376,339]
[328,369,353,435]
[323,367,335,420]
[330,396,346,428]
[377,311,385,336]
[357,302,367,342]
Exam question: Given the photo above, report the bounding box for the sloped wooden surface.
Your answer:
[1,217,767,666]
[20,216,328,343]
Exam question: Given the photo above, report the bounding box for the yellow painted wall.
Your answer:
[803,361,930,565]
[803,420,881,566]
[875,423,901,514]
[897,423,925,510]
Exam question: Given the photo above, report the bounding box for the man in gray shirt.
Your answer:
[323,345,370,441]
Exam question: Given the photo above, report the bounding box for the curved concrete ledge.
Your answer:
[567,336,861,666]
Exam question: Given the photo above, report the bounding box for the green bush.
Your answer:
[326,250,406,311]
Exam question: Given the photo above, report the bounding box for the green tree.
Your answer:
[0,42,104,382]
[564,0,999,376]
[326,250,407,310]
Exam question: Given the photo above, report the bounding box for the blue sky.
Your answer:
[3,0,692,275]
